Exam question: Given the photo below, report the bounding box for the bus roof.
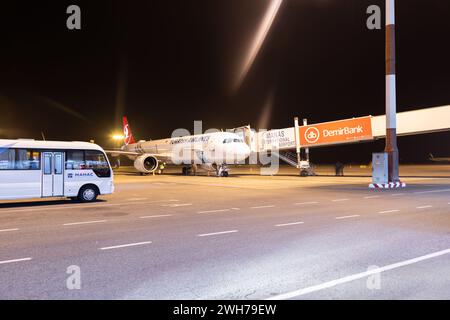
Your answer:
[0,139,105,151]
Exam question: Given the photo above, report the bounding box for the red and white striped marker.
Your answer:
[369,182,406,189]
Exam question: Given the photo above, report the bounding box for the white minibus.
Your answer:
[0,139,114,202]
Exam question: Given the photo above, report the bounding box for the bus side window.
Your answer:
[44,154,52,175]
[0,148,15,170]
[85,150,111,177]
[28,151,41,170]
[66,150,85,170]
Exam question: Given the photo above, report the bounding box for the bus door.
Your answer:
[42,152,64,197]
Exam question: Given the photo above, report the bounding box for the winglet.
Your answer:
[123,116,136,146]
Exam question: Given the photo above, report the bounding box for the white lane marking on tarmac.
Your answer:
[0,257,32,265]
[99,241,152,251]
[391,193,405,197]
[378,209,400,214]
[266,248,450,300]
[0,199,180,214]
[197,209,231,214]
[250,205,275,209]
[128,198,148,201]
[416,205,433,209]
[63,220,107,226]
[139,214,173,219]
[332,199,349,202]
[275,222,304,227]
[162,203,192,207]
[364,196,380,199]
[294,202,319,205]
[414,189,450,195]
[335,215,360,220]
[198,230,238,237]
[0,228,19,233]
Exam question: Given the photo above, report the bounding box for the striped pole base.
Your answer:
[369,182,406,189]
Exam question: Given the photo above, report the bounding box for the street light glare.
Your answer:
[112,134,124,141]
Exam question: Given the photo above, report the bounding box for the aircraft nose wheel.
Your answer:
[221,171,229,177]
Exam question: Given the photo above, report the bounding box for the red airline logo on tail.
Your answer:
[122,116,136,146]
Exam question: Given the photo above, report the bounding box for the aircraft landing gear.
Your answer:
[182,166,191,176]
[191,164,198,176]
[217,164,230,177]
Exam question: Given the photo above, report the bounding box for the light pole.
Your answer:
[385,0,399,182]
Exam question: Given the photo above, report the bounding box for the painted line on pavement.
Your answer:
[250,205,275,209]
[0,257,32,265]
[275,222,304,227]
[294,202,319,206]
[99,241,152,251]
[378,209,400,214]
[197,209,231,214]
[416,205,433,209]
[139,214,173,219]
[63,220,107,226]
[267,248,450,300]
[198,230,238,237]
[335,215,360,220]
[414,189,450,195]
[0,228,19,233]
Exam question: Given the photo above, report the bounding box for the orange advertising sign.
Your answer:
[299,116,373,147]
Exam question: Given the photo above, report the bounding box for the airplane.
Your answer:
[106,117,251,176]
[429,154,450,163]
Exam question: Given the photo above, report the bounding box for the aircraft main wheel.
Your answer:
[221,171,229,177]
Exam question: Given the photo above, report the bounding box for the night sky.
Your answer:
[1,0,449,163]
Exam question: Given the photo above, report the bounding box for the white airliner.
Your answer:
[107,117,251,176]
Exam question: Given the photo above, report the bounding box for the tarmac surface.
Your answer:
[0,165,449,299]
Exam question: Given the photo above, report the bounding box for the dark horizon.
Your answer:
[1,0,450,163]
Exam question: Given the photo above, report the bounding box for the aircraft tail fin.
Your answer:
[123,116,136,146]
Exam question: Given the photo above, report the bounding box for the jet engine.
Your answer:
[134,154,159,174]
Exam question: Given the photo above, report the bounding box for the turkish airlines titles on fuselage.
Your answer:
[129,132,249,165]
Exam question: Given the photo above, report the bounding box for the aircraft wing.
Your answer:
[104,150,141,157]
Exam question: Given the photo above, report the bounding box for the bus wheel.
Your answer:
[78,185,99,202]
